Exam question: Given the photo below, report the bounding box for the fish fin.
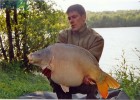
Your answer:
[60,85,69,93]
[97,72,120,99]
[97,80,109,99]
[105,73,120,89]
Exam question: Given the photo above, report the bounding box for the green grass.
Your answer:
[0,66,52,99]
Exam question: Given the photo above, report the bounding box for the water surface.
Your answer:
[94,27,140,72]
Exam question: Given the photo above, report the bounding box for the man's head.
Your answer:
[66,4,86,31]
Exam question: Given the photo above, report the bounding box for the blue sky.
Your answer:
[52,0,140,12]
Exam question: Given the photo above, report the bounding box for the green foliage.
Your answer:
[0,0,68,70]
[0,61,52,99]
[25,1,68,52]
[110,49,140,99]
[86,10,140,28]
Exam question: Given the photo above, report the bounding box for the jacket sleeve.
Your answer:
[56,30,68,43]
[42,68,51,79]
[88,34,104,62]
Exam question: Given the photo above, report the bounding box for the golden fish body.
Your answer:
[50,43,100,86]
[28,43,120,98]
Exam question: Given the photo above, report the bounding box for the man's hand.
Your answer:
[83,75,96,85]
[42,67,51,79]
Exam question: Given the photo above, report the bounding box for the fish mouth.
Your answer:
[28,58,39,64]
[27,55,32,63]
[27,54,32,59]
[27,54,36,64]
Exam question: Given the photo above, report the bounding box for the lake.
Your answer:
[94,27,140,73]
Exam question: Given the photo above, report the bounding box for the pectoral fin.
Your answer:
[60,85,69,93]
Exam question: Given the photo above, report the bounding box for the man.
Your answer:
[42,4,104,99]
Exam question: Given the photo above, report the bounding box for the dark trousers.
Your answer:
[50,80,98,99]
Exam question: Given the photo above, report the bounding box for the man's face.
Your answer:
[67,11,86,31]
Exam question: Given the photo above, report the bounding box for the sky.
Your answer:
[52,0,140,12]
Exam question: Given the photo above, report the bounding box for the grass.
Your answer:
[0,61,52,99]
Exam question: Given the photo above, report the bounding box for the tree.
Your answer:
[4,1,14,61]
[86,10,140,28]
[0,10,7,61]
[0,35,7,60]
[13,1,21,60]
[0,0,68,71]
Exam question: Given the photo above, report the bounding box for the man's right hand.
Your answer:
[42,67,51,79]
[83,75,96,85]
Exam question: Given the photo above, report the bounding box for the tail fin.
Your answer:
[96,72,120,99]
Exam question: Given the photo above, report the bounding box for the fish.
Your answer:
[28,43,120,98]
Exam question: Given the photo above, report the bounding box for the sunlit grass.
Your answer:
[0,61,52,99]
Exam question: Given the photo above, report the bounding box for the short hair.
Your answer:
[66,4,86,16]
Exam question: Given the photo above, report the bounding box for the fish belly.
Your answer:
[50,43,97,87]
[51,66,84,87]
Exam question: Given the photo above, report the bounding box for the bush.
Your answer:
[110,49,140,99]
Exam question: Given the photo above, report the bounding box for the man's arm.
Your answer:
[56,30,68,43]
[42,67,51,79]
[88,35,104,62]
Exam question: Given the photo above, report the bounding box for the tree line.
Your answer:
[86,10,140,28]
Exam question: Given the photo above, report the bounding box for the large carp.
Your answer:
[28,43,120,98]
